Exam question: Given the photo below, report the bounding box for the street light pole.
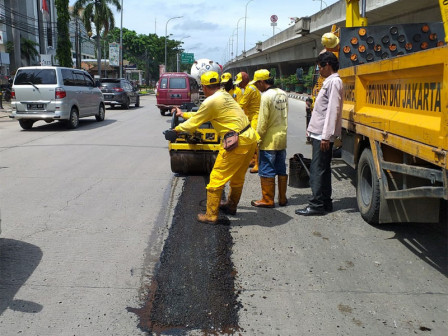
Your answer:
[313,0,328,11]
[236,16,245,58]
[119,0,123,78]
[176,35,190,72]
[165,16,182,72]
[231,29,237,60]
[243,0,254,53]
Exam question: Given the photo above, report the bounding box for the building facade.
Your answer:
[0,0,95,78]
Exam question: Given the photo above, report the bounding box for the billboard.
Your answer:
[109,43,120,66]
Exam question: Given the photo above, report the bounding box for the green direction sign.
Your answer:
[181,53,194,64]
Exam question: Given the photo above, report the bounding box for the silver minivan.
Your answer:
[10,66,105,130]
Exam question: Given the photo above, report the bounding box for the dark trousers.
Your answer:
[309,138,333,209]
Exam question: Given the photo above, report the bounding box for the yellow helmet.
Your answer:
[249,69,270,84]
[321,32,340,49]
[221,72,232,83]
[201,71,221,86]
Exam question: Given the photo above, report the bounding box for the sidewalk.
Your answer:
[0,100,11,121]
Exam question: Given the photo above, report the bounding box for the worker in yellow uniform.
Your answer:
[235,71,261,173]
[172,71,258,223]
[250,69,289,208]
[221,72,242,102]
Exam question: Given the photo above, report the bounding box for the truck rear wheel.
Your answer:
[357,148,380,224]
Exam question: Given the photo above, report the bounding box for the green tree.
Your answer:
[73,0,121,76]
[55,0,73,67]
[5,39,40,66]
[105,27,182,83]
[303,66,316,89]
[21,38,40,65]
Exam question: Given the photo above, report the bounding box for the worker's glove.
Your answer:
[163,129,178,142]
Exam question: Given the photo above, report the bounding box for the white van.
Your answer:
[10,66,105,130]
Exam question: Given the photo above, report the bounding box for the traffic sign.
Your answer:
[181,53,194,64]
[270,15,278,23]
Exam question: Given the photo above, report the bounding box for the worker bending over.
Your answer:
[173,71,258,224]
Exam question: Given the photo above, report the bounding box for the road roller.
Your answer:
[165,104,220,175]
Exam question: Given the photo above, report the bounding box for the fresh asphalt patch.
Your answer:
[128,175,241,335]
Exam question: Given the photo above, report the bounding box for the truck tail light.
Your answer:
[10,89,15,100]
[55,87,66,99]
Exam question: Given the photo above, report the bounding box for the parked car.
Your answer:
[10,66,105,130]
[100,78,140,109]
[156,72,200,115]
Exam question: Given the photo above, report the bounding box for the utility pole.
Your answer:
[75,19,80,69]
[119,0,123,78]
[78,26,82,69]
[37,0,46,55]
[11,0,21,70]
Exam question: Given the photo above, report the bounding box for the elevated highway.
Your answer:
[224,0,442,78]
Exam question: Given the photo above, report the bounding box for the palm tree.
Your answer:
[5,39,40,66]
[72,0,121,77]
[21,38,40,65]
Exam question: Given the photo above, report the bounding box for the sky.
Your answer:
[69,0,340,65]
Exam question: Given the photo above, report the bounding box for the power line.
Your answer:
[0,3,59,37]
[0,3,82,38]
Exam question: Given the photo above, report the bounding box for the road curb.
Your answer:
[287,93,310,101]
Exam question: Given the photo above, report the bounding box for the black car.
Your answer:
[100,78,140,109]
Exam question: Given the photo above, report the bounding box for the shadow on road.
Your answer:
[17,118,116,132]
[332,161,356,187]
[0,238,43,315]
[375,221,448,277]
[233,205,293,228]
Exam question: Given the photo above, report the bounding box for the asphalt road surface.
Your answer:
[0,95,446,336]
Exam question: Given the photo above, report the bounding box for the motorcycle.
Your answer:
[2,86,11,102]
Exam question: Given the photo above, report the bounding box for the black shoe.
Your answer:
[295,206,326,216]
[324,204,333,212]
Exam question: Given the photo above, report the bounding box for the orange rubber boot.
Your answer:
[278,175,288,206]
[251,177,275,208]
[249,150,259,174]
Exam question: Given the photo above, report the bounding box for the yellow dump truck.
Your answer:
[337,0,448,224]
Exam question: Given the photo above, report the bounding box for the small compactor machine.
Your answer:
[165,104,220,175]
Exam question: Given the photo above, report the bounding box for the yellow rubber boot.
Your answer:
[251,177,275,208]
[248,158,255,168]
[278,175,288,206]
[219,186,243,215]
[249,150,259,174]
[198,189,223,224]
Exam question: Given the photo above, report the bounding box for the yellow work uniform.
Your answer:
[229,86,243,102]
[175,90,258,191]
[257,87,288,150]
[239,83,261,132]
